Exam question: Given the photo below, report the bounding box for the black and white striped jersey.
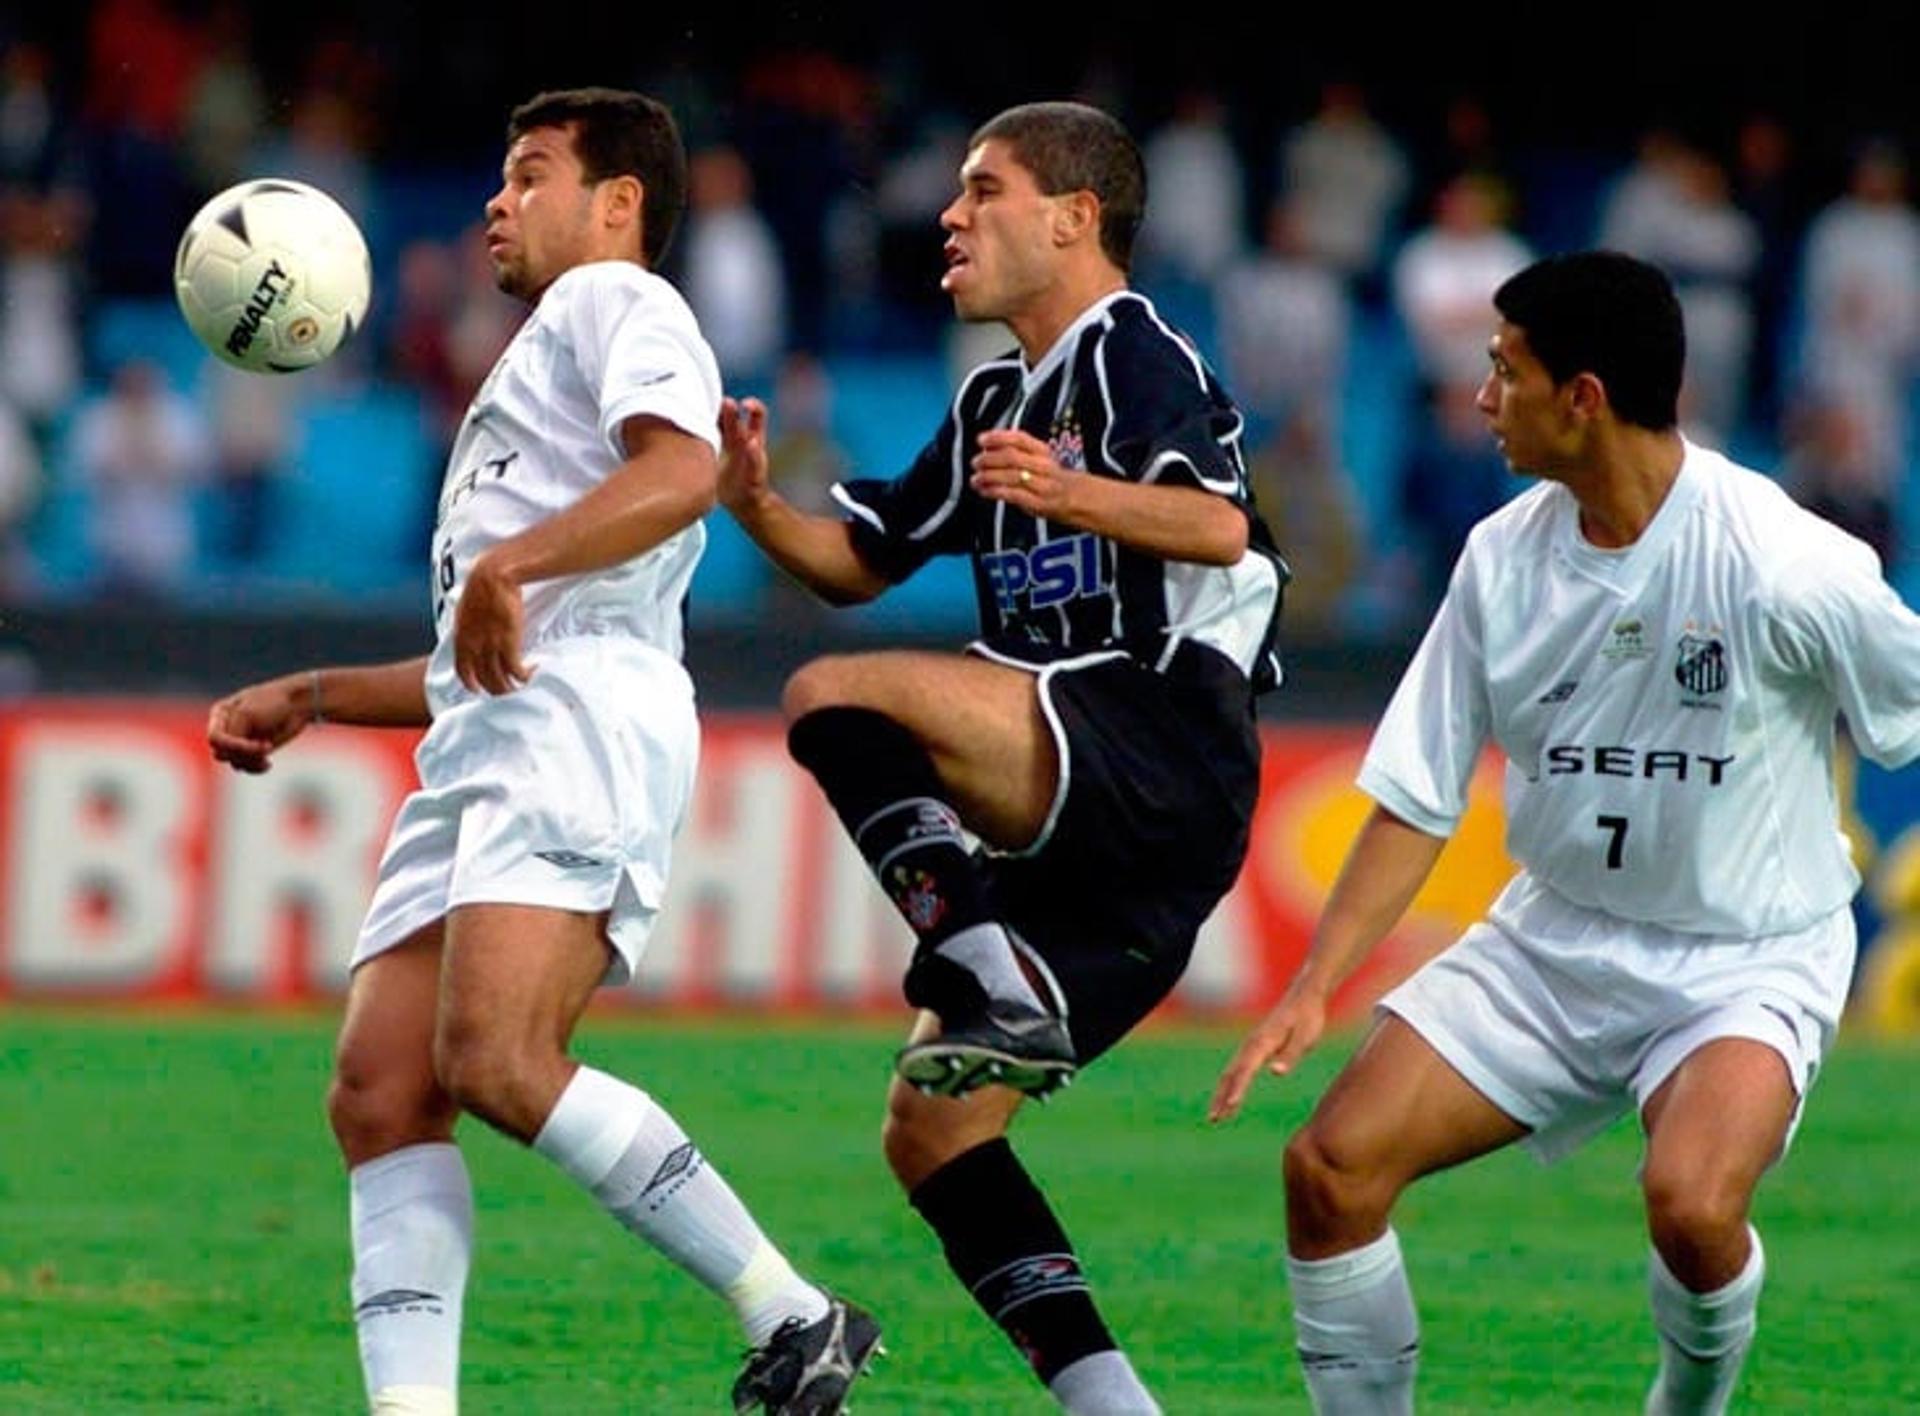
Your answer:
[832,290,1288,691]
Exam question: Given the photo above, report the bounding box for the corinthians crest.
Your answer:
[1674,631,1728,702]
[1048,408,1086,471]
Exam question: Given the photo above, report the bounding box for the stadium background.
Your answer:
[2,9,1918,1412]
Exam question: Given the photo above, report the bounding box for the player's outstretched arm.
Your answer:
[971,429,1248,565]
[718,396,889,606]
[207,656,431,773]
[1208,807,1446,1123]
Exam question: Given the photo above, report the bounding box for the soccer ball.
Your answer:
[174,178,371,374]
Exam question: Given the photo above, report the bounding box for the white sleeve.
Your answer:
[1766,536,1920,768]
[559,268,722,460]
[1356,552,1492,837]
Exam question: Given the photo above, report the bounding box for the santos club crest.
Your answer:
[1674,631,1728,704]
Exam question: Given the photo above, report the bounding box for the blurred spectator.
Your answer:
[1393,172,1531,388]
[1138,90,1245,285]
[735,49,870,350]
[1600,129,1693,256]
[250,85,374,242]
[1215,197,1349,443]
[1245,412,1360,633]
[204,361,294,568]
[2,41,86,433]
[70,360,209,593]
[683,146,786,386]
[1400,380,1514,605]
[0,395,43,595]
[1732,115,1805,429]
[1783,397,1896,567]
[180,0,267,194]
[81,0,200,295]
[1278,80,1409,288]
[1795,140,1920,491]
[765,352,850,515]
[447,225,521,406]
[1603,143,1759,441]
[385,238,464,447]
[871,114,969,334]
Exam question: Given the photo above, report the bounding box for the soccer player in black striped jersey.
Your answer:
[720,102,1285,1415]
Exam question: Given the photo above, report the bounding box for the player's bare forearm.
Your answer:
[209,656,428,774]
[477,419,716,589]
[1208,806,1446,1121]
[970,428,1247,564]
[1292,807,1448,998]
[728,488,889,606]
[310,657,434,726]
[719,395,888,605]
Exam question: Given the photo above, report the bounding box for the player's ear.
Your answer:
[1052,189,1099,249]
[1566,370,1607,422]
[601,174,644,234]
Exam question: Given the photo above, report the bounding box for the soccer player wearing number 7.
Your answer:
[1210,251,1920,1415]
[206,89,876,1415]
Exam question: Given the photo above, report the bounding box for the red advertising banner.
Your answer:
[0,700,1519,1018]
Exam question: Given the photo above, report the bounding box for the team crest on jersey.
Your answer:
[1048,409,1086,471]
[1675,627,1728,707]
[1602,618,1652,661]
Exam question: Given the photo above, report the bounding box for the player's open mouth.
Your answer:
[941,244,971,290]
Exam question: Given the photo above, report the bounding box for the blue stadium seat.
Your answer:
[688,512,769,620]
[88,298,209,393]
[264,390,433,593]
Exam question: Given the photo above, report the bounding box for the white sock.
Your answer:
[1646,1227,1764,1416]
[1048,1350,1162,1414]
[936,921,1045,1013]
[349,1142,472,1414]
[533,1066,829,1344]
[1287,1229,1418,1416]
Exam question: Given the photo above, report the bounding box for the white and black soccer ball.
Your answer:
[174,178,371,374]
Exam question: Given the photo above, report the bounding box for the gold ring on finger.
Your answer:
[1019,468,1032,485]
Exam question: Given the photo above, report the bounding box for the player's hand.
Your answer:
[1207,983,1329,1124]
[971,429,1079,518]
[454,552,532,695]
[717,397,772,512]
[206,675,312,775]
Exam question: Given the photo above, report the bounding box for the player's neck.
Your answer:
[1569,428,1687,549]
[1006,270,1128,366]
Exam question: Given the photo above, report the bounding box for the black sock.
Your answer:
[908,1139,1118,1385]
[788,706,997,1017]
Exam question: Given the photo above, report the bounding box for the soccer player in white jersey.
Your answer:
[1210,251,1920,1414]
[206,88,877,1416]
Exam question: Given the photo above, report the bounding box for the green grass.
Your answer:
[1,1012,1916,1413]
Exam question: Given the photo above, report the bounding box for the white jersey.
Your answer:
[1360,440,1920,938]
[424,260,722,714]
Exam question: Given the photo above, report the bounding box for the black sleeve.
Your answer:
[831,367,1010,582]
[1098,322,1250,502]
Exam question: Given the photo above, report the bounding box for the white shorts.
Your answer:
[353,637,699,984]
[1379,878,1856,1164]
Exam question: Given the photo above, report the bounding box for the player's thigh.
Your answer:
[332,921,455,1150]
[1640,1037,1796,1220]
[1299,1013,1530,1187]
[436,901,611,1065]
[786,650,1055,847]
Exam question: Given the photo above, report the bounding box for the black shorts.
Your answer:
[977,645,1260,1065]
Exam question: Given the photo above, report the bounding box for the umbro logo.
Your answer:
[354,1288,444,1318]
[535,849,607,870]
[1538,680,1579,705]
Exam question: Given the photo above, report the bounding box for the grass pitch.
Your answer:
[1,1011,1915,1412]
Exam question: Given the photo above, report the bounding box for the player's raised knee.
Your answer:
[780,656,859,722]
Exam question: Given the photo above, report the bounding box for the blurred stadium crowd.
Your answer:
[2,7,1918,644]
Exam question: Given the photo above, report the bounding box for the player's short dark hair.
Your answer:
[508,87,687,267]
[971,102,1146,271]
[1493,251,1685,431]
